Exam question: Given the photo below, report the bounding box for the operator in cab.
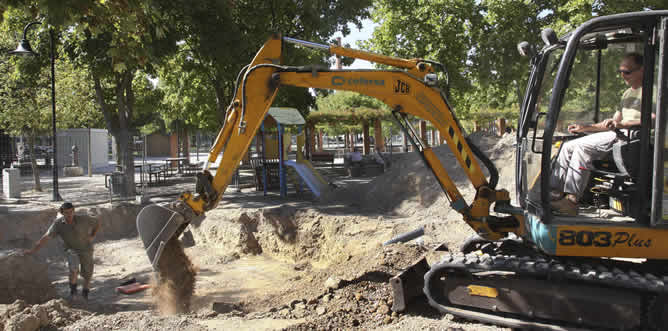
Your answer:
[549,53,645,216]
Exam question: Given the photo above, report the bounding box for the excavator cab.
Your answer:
[409,11,668,330]
[518,11,668,229]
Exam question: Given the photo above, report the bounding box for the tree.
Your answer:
[0,0,183,196]
[0,8,53,191]
[365,0,667,126]
[159,0,372,133]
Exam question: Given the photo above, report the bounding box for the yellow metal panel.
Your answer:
[423,148,464,204]
[330,45,416,69]
[264,135,279,159]
[467,285,499,298]
[554,224,668,259]
[296,132,305,162]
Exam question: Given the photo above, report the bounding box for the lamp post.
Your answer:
[9,22,62,201]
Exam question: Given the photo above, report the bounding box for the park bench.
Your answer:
[310,152,335,167]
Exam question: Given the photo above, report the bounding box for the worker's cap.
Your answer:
[60,202,75,210]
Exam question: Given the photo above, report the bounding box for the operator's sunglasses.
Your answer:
[617,68,640,75]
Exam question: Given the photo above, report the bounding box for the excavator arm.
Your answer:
[136,34,523,269]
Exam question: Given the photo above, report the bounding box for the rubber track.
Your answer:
[424,252,667,329]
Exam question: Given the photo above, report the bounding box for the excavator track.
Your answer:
[423,252,668,330]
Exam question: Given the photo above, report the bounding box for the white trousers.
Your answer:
[550,131,617,199]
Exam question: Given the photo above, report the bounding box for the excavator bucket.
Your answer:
[390,243,448,312]
[136,203,190,270]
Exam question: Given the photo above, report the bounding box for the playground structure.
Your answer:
[256,107,331,198]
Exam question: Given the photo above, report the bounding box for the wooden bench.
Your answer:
[310,152,335,167]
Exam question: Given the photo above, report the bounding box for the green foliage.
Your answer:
[310,91,390,134]
[156,0,373,133]
[0,7,52,137]
[365,0,666,123]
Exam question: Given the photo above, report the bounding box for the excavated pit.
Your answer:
[1,131,516,330]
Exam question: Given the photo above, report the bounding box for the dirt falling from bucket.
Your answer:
[152,237,197,314]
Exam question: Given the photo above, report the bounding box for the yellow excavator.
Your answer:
[138,10,668,330]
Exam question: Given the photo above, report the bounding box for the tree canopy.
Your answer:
[361,0,668,123]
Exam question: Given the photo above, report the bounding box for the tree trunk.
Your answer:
[497,118,506,137]
[373,119,384,153]
[362,122,370,155]
[93,70,136,197]
[183,127,190,164]
[28,134,42,192]
[402,131,408,152]
[306,124,315,154]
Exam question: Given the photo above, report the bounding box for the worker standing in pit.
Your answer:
[25,202,101,301]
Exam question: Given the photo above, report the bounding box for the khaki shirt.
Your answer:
[46,215,97,254]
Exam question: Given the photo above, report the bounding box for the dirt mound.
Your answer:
[0,250,56,304]
[62,311,209,331]
[2,299,90,331]
[153,237,197,315]
[352,131,516,215]
[192,206,391,269]
[89,204,143,241]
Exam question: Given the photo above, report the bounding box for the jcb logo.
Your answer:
[394,80,410,94]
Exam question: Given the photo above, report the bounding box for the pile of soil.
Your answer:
[154,238,197,314]
[2,299,90,331]
[0,250,56,304]
[345,131,517,217]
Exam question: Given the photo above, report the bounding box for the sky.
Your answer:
[330,18,378,69]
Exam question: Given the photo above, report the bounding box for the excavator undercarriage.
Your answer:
[393,240,668,330]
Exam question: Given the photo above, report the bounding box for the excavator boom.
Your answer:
[137,34,519,267]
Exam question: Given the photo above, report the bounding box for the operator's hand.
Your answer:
[23,248,33,255]
[613,120,626,129]
[568,123,585,133]
[602,119,615,130]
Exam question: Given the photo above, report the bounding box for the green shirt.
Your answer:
[46,215,97,254]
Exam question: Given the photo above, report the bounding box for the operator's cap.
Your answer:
[60,202,75,210]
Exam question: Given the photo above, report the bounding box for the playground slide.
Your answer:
[284,160,330,198]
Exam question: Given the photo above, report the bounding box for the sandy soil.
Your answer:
[0,131,516,331]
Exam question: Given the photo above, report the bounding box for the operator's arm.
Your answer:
[613,111,656,129]
[568,111,619,133]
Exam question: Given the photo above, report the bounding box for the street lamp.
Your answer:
[9,21,62,201]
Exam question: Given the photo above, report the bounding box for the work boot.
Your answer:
[551,197,578,216]
[82,288,89,301]
[69,283,77,299]
[550,190,565,201]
